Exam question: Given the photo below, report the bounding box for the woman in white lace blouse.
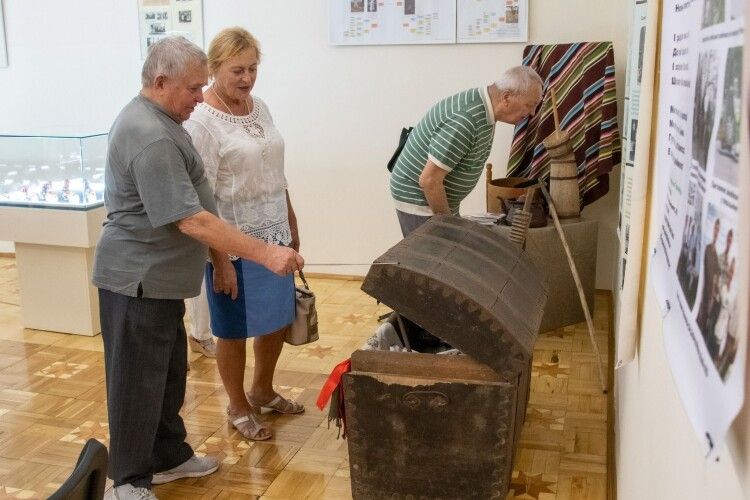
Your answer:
[184,27,304,441]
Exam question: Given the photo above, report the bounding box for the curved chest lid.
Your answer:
[361,215,548,374]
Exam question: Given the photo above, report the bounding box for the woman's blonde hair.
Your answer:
[207,27,261,77]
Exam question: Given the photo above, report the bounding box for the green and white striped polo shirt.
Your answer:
[390,87,495,215]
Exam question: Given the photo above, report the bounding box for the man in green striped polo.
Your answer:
[390,66,543,236]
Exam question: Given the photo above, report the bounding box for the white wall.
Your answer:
[616,282,750,499]
[0,0,627,288]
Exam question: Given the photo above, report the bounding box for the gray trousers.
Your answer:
[396,209,432,237]
[99,288,194,488]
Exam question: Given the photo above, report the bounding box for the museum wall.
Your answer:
[617,282,750,499]
[615,1,750,498]
[0,0,628,288]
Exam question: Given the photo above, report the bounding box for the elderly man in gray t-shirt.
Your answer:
[92,37,304,500]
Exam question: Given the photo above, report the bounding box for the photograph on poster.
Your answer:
[506,4,519,23]
[694,203,736,373]
[351,0,364,13]
[405,0,416,15]
[146,35,165,48]
[367,0,377,12]
[701,0,725,28]
[637,26,645,84]
[713,259,738,381]
[692,50,719,170]
[179,10,192,23]
[150,23,167,34]
[676,181,703,308]
[713,46,742,185]
[629,119,638,162]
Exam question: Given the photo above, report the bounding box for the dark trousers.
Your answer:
[99,288,194,488]
[395,209,431,237]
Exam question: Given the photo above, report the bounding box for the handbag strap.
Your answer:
[298,269,311,291]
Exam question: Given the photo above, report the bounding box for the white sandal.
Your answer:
[227,408,272,441]
[247,393,305,415]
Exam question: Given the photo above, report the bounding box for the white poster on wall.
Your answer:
[0,0,7,67]
[651,0,745,459]
[138,0,204,58]
[329,0,456,45]
[456,0,528,43]
[615,0,651,368]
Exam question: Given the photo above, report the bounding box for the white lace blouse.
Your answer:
[184,97,291,246]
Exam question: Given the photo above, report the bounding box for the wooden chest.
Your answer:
[345,215,548,499]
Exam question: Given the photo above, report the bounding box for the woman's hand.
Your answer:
[213,259,238,300]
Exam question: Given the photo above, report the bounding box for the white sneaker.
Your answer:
[151,455,219,485]
[105,484,158,500]
[189,336,217,358]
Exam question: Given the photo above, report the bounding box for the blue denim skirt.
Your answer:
[205,258,295,339]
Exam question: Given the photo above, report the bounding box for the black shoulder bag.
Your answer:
[387,126,413,172]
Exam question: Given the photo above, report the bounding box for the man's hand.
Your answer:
[263,245,305,276]
[212,258,238,299]
[419,160,451,215]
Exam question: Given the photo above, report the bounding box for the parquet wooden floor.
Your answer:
[0,256,610,499]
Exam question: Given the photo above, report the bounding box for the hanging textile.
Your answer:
[507,42,621,207]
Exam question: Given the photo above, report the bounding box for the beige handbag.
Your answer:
[285,270,319,345]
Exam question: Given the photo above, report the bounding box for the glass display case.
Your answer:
[0,133,107,209]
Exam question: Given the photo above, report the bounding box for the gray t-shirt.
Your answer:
[92,94,218,299]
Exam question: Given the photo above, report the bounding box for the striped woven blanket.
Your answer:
[507,42,621,207]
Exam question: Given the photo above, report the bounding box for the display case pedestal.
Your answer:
[16,243,99,336]
[0,205,105,336]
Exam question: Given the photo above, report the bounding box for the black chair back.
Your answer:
[48,439,108,500]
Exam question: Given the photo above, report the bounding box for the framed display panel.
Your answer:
[329,0,457,45]
[0,0,7,67]
[0,134,107,209]
[456,0,529,43]
[138,0,204,58]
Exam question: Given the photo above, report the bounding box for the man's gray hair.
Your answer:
[494,66,543,95]
[141,36,207,87]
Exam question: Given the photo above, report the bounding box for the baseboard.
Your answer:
[0,253,15,258]
[304,272,365,281]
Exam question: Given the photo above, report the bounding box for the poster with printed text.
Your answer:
[456,0,528,43]
[651,0,745,459]
[329,0,457,45]
[615,0,651,368]
[138,0,204,59]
